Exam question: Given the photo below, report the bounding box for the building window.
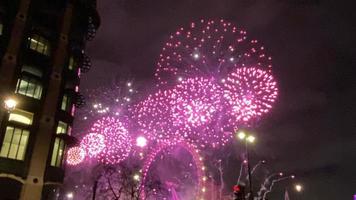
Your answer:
[61,94,71,112]
[50,138,64,167]
[0,126,30,160]
[21,65,43,77]
[50,120,71,167]
[8,109,34,125]
[68,57,77,70]
[27,34,50,55]
[56,121,70,135]
[15,76,43,99]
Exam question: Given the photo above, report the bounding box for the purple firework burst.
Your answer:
[131,89,180,144]
[66,146,86,166]
[155,19,272,86]
[90,117,132,164]
[81,132,106,158]
[132,77,231,148]
[170,77,231,147]
[224,67,278,123]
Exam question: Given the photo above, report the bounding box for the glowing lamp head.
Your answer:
[136,136,147,148]
[133,174,140,181]
[246,135,256,143]
[66,192,74,199]
[295,184,302,192]
[237,131,246,140]
[4,98,17,111]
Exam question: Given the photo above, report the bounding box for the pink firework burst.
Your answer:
[131,89,180,143]
[67,146,86,166]
[224,67,278,123]
[170,77,231,147]
[91,117,132,164]
[171,77,222,128]
[81,132,106,158]
[132,77,231,148]
[155,19,272,86]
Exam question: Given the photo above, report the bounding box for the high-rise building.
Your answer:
[0,0,99,199]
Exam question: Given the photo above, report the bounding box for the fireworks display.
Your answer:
[90,117,132,164]
[155,19,272,86]
[64,19,281,200]
[66,146,86,166]
[224,67,278,123]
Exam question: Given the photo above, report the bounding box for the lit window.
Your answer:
[8,109,34,125]
[68,57,77,70]
[0,126,30,160]
[15,76,43,99]
[56,121,69,135]
[0,23,3,35]
[21,65,43,77]
[50,138,65,167]
[61,94,71,112]
[27,34,50,55]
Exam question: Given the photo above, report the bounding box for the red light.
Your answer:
[233,185,241,192]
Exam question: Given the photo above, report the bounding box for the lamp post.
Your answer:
[236,130,256,200]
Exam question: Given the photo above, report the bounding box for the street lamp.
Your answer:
[237,131,246,140]
[295,184,303,192]
[236,130,256,200]
[66,192,74,199]
[246,135,256,143]
[133,174,140,181]
[4,97,17,112]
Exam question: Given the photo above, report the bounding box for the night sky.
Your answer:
[82,0,356,199]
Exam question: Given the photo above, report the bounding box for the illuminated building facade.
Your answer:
[0,0,99,199]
